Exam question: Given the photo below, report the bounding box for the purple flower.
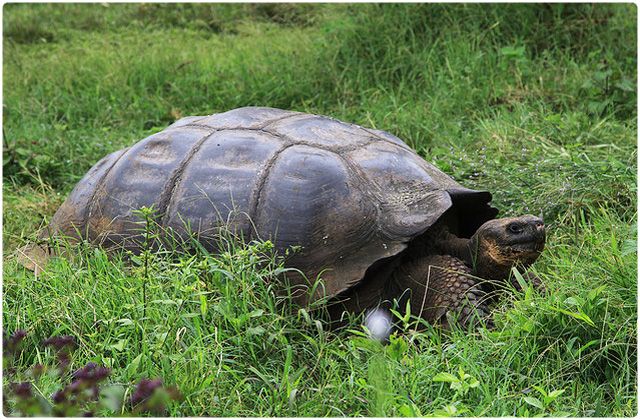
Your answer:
[9,382,34,399]
[3,330,27,355]
[30,363,46,379]
[52,389,68,404]
[129,378,180,414]
[42,335,75,352]
[72,363,111,385]
[12,330,27,341]
[130,378,164,407]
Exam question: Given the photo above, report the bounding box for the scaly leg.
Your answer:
[390,254,494,330]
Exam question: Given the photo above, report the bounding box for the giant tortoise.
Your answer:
[19,107,546,329]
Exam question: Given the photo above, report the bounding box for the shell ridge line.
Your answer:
[247,141,295,243]
[170,110,302,132]
[359,126,414,151]
[157,129,219,228]
[330,147,387,249]
[325,149,387,280]
[301,113,412,150]
[335,140,385,208]
[84,147,131,233]
[170,123,380,153]
[260,127,382,153]
[256,109,305,129]
[191,115,211,125]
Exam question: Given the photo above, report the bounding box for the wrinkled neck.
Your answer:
[436,230,474,264]
[433,230,516,280]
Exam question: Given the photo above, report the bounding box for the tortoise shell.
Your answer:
[36,107,498,303]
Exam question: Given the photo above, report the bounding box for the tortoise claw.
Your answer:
[457,300,495,331]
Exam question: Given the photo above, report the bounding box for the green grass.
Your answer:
[3,3,637,417]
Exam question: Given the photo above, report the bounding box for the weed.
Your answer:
[131,205,163,319]
[433,366,480,398]
[519,386,569,417]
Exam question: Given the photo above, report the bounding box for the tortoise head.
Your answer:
[470,214,546,279]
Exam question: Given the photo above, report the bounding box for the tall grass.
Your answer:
[3,3,637,416]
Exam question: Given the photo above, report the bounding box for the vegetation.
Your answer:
[3,3,636,416]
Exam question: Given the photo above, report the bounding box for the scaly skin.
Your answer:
[389,254,494,330]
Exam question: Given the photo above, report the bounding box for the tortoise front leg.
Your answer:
[390,255,494,330]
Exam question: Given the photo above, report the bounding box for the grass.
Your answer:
[3,3,637,417]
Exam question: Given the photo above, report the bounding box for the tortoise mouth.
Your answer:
[506,241,545,265]
[513,246,543,264]
[510,239,545,253]
[481,237,545,268]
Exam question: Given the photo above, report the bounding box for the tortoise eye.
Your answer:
[508,223,524,234]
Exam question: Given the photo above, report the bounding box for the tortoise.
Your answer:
[19,107,546,330]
